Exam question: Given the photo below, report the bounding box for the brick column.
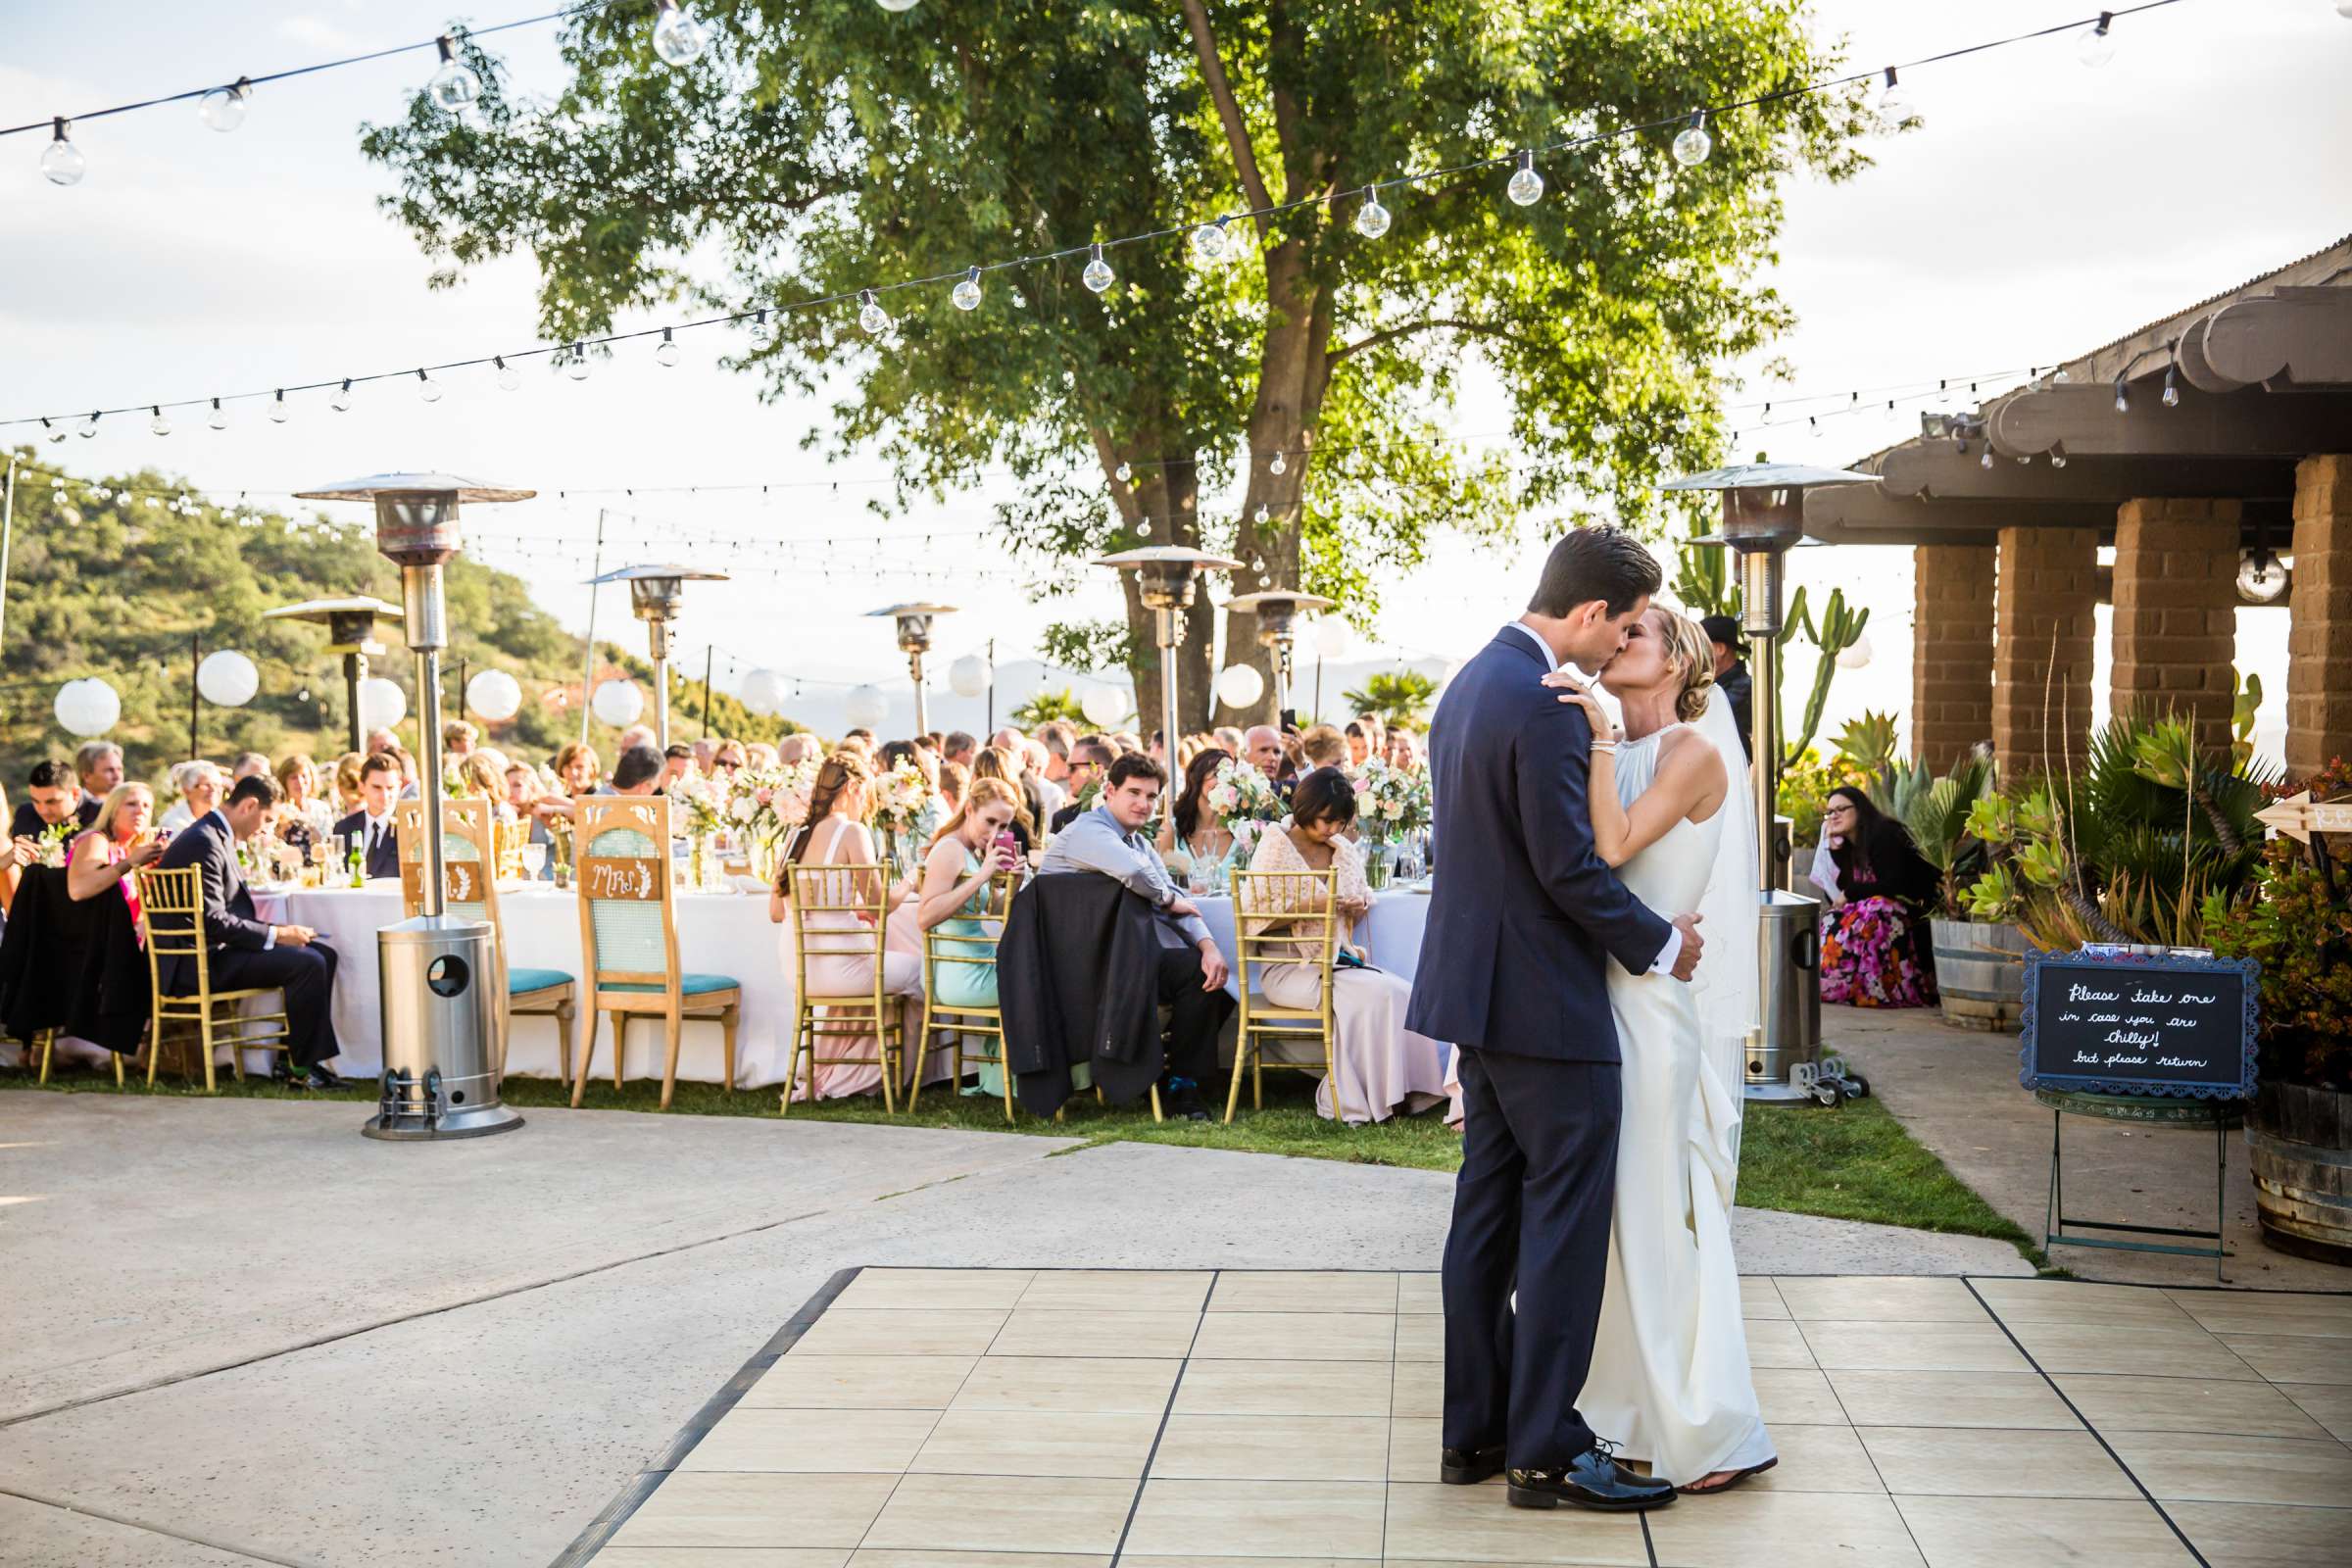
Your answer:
[2110,498,2241,756]
[2288,455,2352,778]
[1992,525,2099,777]
[1910,543,1996,771]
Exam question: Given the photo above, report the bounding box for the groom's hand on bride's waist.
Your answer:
[1669,912,1704,981]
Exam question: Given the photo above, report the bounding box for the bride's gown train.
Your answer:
[1574,724,1775,1484]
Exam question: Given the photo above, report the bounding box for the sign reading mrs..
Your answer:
[580,856,661,902]
[2020,949,2260,1100]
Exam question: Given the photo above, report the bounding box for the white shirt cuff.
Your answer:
[263,926,276,950]
[1649,926,1681,977]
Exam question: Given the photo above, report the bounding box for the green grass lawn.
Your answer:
[8,1059,2032,1256]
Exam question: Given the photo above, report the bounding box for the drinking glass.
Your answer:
[520,843,547,880]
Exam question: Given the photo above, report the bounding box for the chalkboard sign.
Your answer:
[2020,949,2259,1100]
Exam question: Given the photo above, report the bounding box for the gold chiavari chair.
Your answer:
[912,869,1017,1119]
[783,857,906,1115]
[134,866,293,1091]
[569,797,742,1109]
[34,1028,125,1087]
[1226,866,1346,1123]
[395,799,577,1086]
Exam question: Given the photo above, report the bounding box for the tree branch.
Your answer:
[1179,0,1273,218]
[1326,317,1526,368]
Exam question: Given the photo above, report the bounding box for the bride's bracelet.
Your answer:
[1590,739,1619,757]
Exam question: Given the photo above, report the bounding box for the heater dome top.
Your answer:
[867,603,958,618]
[1661,463,1879,492]
[292,472,536,504]
[586,562,731,585]
[1224,589,1335,614]
[263,595,405,623]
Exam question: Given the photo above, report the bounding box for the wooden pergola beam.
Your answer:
[1987,383,2352,460]
[2201,287,2352,388]
[1874,444,2292,504]
[1804,488,2114,537]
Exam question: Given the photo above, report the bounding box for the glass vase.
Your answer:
[1364,839,1393,891]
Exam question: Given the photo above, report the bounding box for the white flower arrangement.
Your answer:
[867,757,933,836]
[1351,757,1432,841]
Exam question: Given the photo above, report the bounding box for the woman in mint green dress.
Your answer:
[915,775,1026,1091]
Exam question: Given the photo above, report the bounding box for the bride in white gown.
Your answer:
[1543,606,1775,1494]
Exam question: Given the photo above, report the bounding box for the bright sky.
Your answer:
[7,1,2347,754]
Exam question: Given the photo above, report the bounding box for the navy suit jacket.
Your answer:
[1402,628,1672,1063]
[152,812,273,994]
[332,809,401,880]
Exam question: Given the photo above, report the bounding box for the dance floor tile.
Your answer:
[1856,1424,2138,1499]
[675,1408,939,1473]
[2052,1373,2331,1439]
[1383,1481,1649,1565]
[858,1473,1134,1555]
[2001,1318,2260,1381]
[2103,1431,2352,1507]
[1644,1489,1925,1568]
[2164,1290,2352,1338]
[1740,1318,1819,1369]
[1390,1358,1443,1418]
[988,1308,1202,1358]
[1892,1495,2198,1568]
[1015,1269,1214,1313]
[785,1308,1007,1358]
[1124,1479,1388,1560]
[849,1555,1107,1568]
[908,1407,1160,1478]
[2277,1382,2352,1441]
[739,1355,977,1410]
[1385,1417,1446,1482]
[1209,1271,1402,1315]
[1740,1276,1790,1319]
[1150,1414,1392,1482]
[1192,1310,1399,1362]
[2165,1500,2352,1568]
[1744,1421,1883,1493]
[1396,1271,1443,1313]
[1800,1320,2031,1374]
[1392,1309,1444,1361]
[1774,1275,1986,1323]
[2218,1333,2352,1384]
[1750,1365,1847,1426]
[1970,1278,2196,1327]
[1173,1358,1395,1418]
[832,1267,1035,1310]
[597,1552,850,1567]
[945,1354,1180,1414]
[604,1474,897,1550]
[1824,1369,2082,1430]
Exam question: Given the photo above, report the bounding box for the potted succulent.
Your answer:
[1886,752,2021,1031]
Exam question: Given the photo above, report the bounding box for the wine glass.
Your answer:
[519,843,547,881]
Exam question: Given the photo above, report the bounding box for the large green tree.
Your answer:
[364,0,1867,730]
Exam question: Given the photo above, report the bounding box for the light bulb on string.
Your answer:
[496,356,521,391]
[331,378,354,413]
[1269,450,1287,476]
[1136,515,1152,538]
[1250,554,1266,573]
[858,289,889,333]
[78,415,99,439]
[150,406,171,437]
[40,418,64,445]
[2048,442,2068,469]
[2113,378,2130,414]
[1354,185,1392,238]
[2162,365,2180,408]
[428,35,482,112]
[1114,462,1133,484]
[651,1,709,66]
[2076,11,2117,67]
[42,119,85,186]
[1082,243,1114,293]
[270,389,289,423]
[1190,216,1230,264]
[1672,111,1712,167]
[417,368,442,403]
[2237,548,2288,603]
[1505,149,1544,206]
[566,344,592,380]
[655,328,679,366]
[208,398,229,431]
[1877,67,1914,122]
[876,0,919,11]
[199,77,252,132]
[1980,447,1994,470]
[952,266,983,311]
[1253,504,1269,524]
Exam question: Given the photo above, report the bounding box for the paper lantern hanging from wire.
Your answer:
[1836,632,1875,670]
[195,649,260,707]
[357,676,407,733]
[843,684,889,731]
[591,678,645,728]
[948,654,992,699]
[1214,662,1265,710]
[740,668,788,717]
[53,677,122,738]
[1312,618,1352,660]
[466,668,523,722]
[1080,683,1130,729]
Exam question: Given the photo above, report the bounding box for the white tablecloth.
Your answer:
[1195,886,1434,999]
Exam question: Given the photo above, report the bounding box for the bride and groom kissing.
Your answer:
[1407,525,1774,1513]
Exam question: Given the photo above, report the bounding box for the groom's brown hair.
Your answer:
[1527,525,1660,619]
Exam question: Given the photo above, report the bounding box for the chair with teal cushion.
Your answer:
[396,798,577,1088]
[569,796,741,1108]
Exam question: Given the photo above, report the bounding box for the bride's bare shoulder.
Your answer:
[1657,726,1728,789]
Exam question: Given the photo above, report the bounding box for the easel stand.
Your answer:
[2038,1088,2241,1282]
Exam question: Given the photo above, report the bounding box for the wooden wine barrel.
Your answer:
[2248,1081,2352,1265]
[1931,916,2029,1033]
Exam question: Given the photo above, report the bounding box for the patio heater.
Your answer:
[262,596,403,756]
[293,473,532,1141]
[1094,547,1243,760]
[867,603,956,737]
[1224,588,1334,725]
[1663,462,1878,1108]
[588,564,730,749]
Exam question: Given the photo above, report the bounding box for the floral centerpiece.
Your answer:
[1205,759,1289,860]
[29,819,75,869]
[668,766,732,840]
[1352,758,1432,842]
[867,756,933,874]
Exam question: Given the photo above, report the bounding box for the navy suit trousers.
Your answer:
[201,942,341,1069]
[1441,1045,1620,1467]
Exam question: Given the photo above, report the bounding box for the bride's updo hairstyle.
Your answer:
[1653,610,1718,723]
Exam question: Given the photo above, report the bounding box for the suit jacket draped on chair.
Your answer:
[996,871,1164,1117]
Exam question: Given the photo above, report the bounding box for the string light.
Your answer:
[41,118,84,185]
[951,266,983,311]
[331,378,353,412]
[428,35,482,113]
[208,398,229,430]
[2162,363,2180,408]
[417,368,443,402]
[655,327,679,366]
[1190,217,1231,264]
[1672,111,1712,167]
[1269,451,1288,475]
[1505,150,1544,206]
[1114,462,1133,483]
[876,0,920,12]
[78,415,98,439]
[1354,186,1392,238]
[566,344,592,380]
[2113,376,2130,414]
[199,78,252,132]
[2077,11,2118,66]
[150,406,171,437]
[650,1,709,67]
[2048,441,2068,468]
[858,289,889,333]
[270,389,290,422]
[1877,67,1914,121]
[39,417,63,445]
[496,356,521,391]
[1082,244,1114,293]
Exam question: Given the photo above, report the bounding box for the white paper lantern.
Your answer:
[195,649,260,708]
[357,676,407,733]
[1836,632,1875,670]
[1312,618,1352,660]
[53,677,122,738]
[466,668,523,722]
[591,678,645,728]
[948,654,992,699]
[1214,662,1266,710]
[843,683,890,731]
[1080,683,1129,729]
[740,668,788,717]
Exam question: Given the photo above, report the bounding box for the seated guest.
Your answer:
[1037,753,1233,1121]
[1354,710,1387,757]
[1049,740,1114,835]
[777,733,820,767]
[615,724,659,758]
[1344,722,1372,768]
[459,751,517,818]
[272,753,334,854]
[11,758,90,840]
[880,739,949,844]
[504,760,557,874]
[662,744,695,790]
[918,775,1027,1093]
[840,728,876,760]
[443,720,478,760]
[610,744,665,797]
[66,782,168,915]
[230,752,271,783]
[1111,730,1144,756]
[1818,786,1939,1008]
[1246,768,1446,1122]
[1297,723,1348,770]
[942,730,977,771]
[970,746,1039,853]
[153,776,342,1088]
[713,739,749,774]
[1158,746,1236,863]
[691,738,718,773]
[365,726,401,759]
[331,752,365,815]
[1214,725,1246,759]
[1386,728,1422,772]
[1244,724,1286,783]
[938,758,969,813]
[158,760,223,835]
[745,741,780,770]
[555,740,602,799]
[331,753,403,879]
[1025,740,1065,829]
[75,741,125,819]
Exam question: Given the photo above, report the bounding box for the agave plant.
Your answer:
[1902,753,1995,914]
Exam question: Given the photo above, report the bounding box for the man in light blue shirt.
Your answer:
[1036,753,1232,1119]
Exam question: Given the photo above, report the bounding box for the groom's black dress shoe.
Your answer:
[1507,1446,1678,1512]
[1440,1445,1504,1486]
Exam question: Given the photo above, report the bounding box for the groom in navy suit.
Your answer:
[1406,526,1703,1513]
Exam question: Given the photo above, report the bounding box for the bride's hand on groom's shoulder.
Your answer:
[1538,670,1619,742]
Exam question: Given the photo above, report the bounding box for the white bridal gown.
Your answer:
[1575,723,1776,1484]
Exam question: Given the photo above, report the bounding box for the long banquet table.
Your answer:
[246,877,1438,1089]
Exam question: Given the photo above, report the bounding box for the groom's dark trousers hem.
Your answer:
[1441,1044,1620,1469]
